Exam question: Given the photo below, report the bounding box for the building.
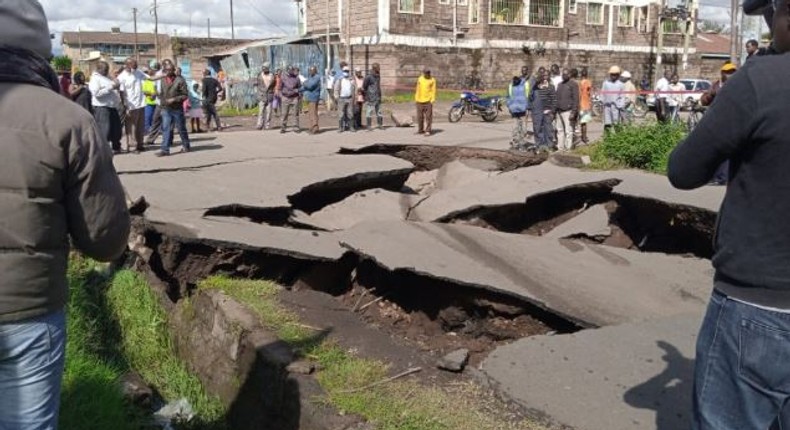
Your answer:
[695,32,730,81]
[297,0,699,89]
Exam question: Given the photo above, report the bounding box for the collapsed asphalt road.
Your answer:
[116,121,725,430]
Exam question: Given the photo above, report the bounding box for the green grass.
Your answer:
[200,276,547,430]
[217,106,258,117]
[60,256,225,429]
[382,89,506,104]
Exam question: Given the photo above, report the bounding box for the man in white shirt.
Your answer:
[654,70,671,123]
[89,60,123,152]
[118,57,147,152]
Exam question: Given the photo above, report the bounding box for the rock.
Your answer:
[390,112,414,127]
[437,348,470,372]
[119,371,154,408]
[153,398,195,429]
[286,360,316,375]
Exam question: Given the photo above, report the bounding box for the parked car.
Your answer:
[646,79,712,110]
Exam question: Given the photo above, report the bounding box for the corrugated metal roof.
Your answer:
[205,34,338,58]
[62,31,170,46]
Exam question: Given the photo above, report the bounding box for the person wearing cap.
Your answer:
[0,1,130,426]
[701,62,737,107]
[334,66,357,132]
[668,1,790,425]
[601,65,625,133]
[415,68,437,136]
[353,67,365,130]
[620,71,637,110]
[254,63,276,130]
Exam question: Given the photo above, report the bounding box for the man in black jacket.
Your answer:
[156,60,191,156]
[202,69,223,132]
[555,68,579,151]
[668,0,790,427]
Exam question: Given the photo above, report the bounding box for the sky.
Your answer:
[40,0,300,54]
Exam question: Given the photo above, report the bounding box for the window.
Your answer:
[568,0,577,14]
[458,0,468,6]
[637,6,649,33]
[399,0,423,13]
[586,3,604,25]
[617,5,634,27]
[470,0,480,23]
[489,0,563,27]
[439,0,449,5]
[662,19,682,34]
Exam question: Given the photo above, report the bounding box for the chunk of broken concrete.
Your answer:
[390,112,414,127]
[119,371,154,408]
[437,348,470,372]
[286,360,316,375]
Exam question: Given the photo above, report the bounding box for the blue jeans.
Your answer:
[694,290,790,429]
[160,108,191,154]
[144,105,156,135]
[0,310,66,429]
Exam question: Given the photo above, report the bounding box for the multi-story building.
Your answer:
[298,0,699,89]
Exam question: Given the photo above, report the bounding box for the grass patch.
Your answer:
[200,276,548,430]
[61,255,225,429]
[217,105,258,117]
[578,122,687,174]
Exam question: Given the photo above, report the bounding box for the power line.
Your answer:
[244,0,291,34]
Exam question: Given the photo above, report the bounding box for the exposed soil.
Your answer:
[441,185,717,259]
[339,144,546,172]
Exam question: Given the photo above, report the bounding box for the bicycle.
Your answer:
[686,100,705,132]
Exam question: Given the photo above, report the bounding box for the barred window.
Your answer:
[637,5,649,33]
[568,0,577,14]
[470,0,481,23]
[586,2,604,25]
[489,0,563,26]
[617,5,634,27]
[399,0,423,13]
[662,19,683,34]
[439,0,450,5]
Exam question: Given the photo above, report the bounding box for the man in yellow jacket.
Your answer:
[415,68,437,136]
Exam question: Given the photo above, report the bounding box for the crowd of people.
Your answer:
[58,57,225,157]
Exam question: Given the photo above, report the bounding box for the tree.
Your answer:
[51,55,72,73]
[697,19,726,33]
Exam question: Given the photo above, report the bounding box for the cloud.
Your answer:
[40,0,298,39]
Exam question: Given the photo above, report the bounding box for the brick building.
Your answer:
[298,0,698,89]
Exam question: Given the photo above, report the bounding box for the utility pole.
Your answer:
[345,0,351,63]
[452,0,458,45]
[326,0,331,71]
[656,0,665,69]
[208,18,211,39]
[153,0,160,60]
[133,7,139,62]
[681,0,693,70]
[730,0,738,63]
[230,0,236,40]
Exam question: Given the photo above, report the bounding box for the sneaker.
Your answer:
[280,128,287,134]
[155,150,169,157]
[181,147,191,154]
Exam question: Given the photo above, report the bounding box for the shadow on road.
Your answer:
[187,143,224,153]
[623,341,693,430]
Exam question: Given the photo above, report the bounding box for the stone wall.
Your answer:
[699,56,728,82]
[349,43,701,91]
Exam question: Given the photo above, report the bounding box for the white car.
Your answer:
[647,79,712,110]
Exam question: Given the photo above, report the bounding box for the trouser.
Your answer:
[365,101,383,128]
[144,104,156,134]
[203,102,222,130]
[326,93,336,112]
[0,310,66,430]
[532,110,545,146]
[161,108,191,154]
[256,99,272,129]
[281,97,300,131]
[416,102,433,134]
[603,104,621,127]
[557,110,575,151]
[656,98,669,123]
[307,101,320,133]
[338,97,355,131]
[145,105,173,145]
[93,106,123,151]
[125,107,145,151]
[354,101,363,129]
[693,290,790,430]
[537,112,554,148]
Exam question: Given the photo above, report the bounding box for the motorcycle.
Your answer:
[448,91,503,123]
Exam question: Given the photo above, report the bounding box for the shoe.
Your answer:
[280,128,286,134]
[338,129,344,133]
[133,147,145,154]
[295,128,302,134]
[155,150,169,157]
[181,147,191,153]
[424,131,431,137]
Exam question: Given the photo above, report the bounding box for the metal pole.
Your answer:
[681,0,692,70]
[153,0,160,60]
[453,0,458,45]
[345,0,351,63]
[230,0,236,40]
[133,7,139,62]
[208,18,211,38]
[326,0,331,70]
[656,1,665,67]
[730,0,738,63]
